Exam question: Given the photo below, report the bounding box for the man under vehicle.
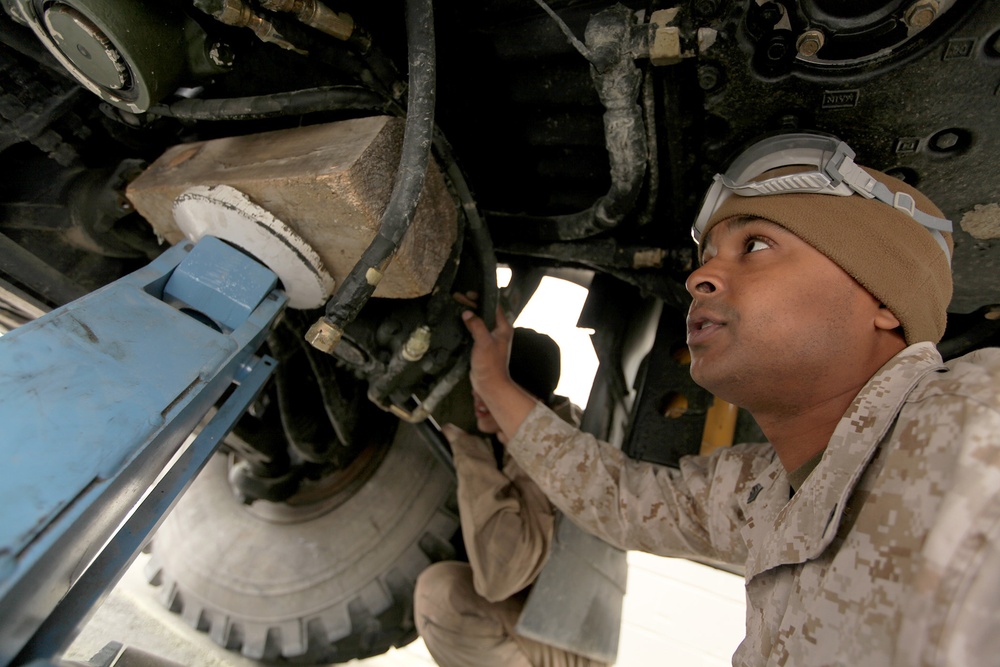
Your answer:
[455,133,1000,665]
[415,327,605,667]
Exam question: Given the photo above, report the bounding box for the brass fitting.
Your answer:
[401,325,432,362]
[215,0,304,53]
[305,318,344,354]
[261,0,355,41]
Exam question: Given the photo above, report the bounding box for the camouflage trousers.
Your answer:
[414,561,607,667]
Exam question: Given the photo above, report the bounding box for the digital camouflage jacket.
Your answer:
[506,342,1000,666]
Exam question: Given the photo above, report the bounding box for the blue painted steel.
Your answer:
[17,354,277,663]
[163,236,279,332]
[0,238,286,666]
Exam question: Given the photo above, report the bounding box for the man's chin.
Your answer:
[690,358,734,400]
[690,366,753,413]
[688,355,715,389]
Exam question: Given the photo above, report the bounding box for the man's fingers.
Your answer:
[493,304,513,337]
[461,309,490,338]
[441,423,465,444]
[452,291,478,308]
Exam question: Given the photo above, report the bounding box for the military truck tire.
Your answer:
[145,423,458,664]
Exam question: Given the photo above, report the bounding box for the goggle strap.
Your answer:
[867,182,954,233]
[836,157,879,199]
[840,157,954,263]
[869,181,954,263]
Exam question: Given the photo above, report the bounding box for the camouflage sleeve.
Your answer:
[450,428,556,602]
[893,385,1000,666]
[506,401,772,563]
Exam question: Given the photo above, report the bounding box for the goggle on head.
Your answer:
[691,133,953,265]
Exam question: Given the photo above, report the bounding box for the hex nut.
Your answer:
[305,318,343,353]
[933,132,960,150]
[904,0,940,29]
[796,30,825,57]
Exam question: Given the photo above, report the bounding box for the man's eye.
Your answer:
[745,238,769,253]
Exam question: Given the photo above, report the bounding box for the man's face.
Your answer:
[685,216,893,410]
[472,389,501,435]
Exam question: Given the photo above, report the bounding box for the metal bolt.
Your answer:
[796,29,825,57]
[698,65,721,92]
[764,33,793,63]
[694,0,720,18]
[904,0,940,30]
[932,131,960,150]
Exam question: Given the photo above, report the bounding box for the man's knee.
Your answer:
[414,561,476,636]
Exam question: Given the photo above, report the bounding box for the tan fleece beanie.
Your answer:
[699,166,953,345]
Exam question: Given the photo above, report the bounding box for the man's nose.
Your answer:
[686,262,723,297]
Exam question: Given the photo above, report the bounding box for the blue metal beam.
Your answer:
[0,237,287,665]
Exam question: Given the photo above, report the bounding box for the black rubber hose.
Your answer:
[432,130,498,330]
[321,0,436,329]
[488,4,647,243]
[149,85,390,121]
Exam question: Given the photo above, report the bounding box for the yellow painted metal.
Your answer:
[700,396,739,456]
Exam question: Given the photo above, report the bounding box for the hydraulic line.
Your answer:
[149,85,390,121]
[489,3,648,242]
[185,0,496,428]
[306,0,436,354]
[260,0,357,43]
[636,67,660,227]
[195,0,403,102]
[256,0,404,99]
[364,135,498,418]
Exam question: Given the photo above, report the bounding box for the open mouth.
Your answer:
[687,313,726,345]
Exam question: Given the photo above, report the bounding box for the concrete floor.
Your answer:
[62,551,745,667]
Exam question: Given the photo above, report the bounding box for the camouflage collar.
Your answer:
[740,342,946,579]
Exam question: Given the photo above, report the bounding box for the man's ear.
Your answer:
[874,304,902,332]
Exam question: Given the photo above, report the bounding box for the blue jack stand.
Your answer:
[0,237,287,666]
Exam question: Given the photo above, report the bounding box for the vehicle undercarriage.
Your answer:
[1,0,998,662]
